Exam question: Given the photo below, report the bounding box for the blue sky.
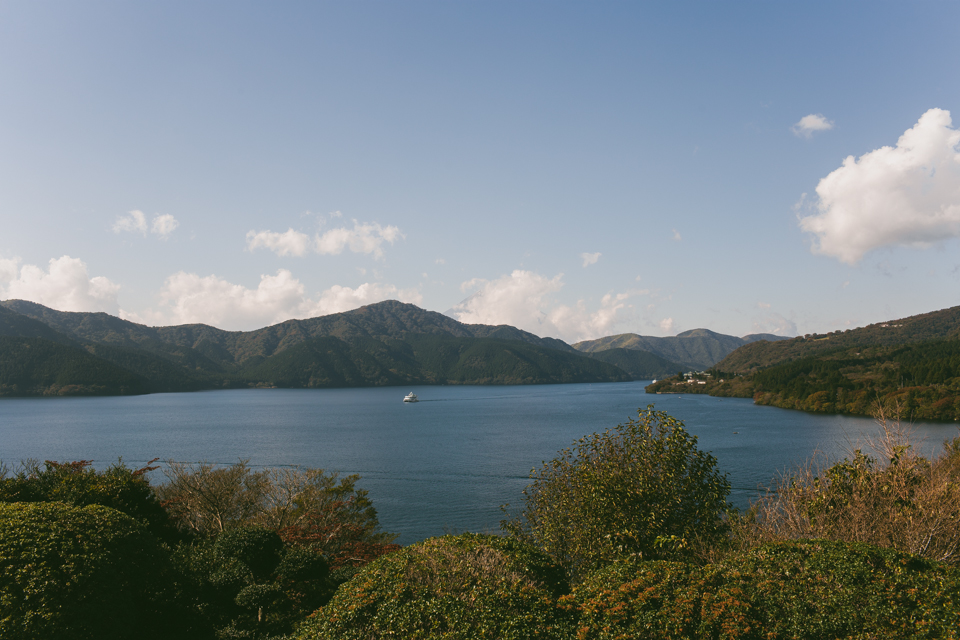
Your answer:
[2,1,959,342]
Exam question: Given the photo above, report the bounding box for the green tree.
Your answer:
[504,406,730,580]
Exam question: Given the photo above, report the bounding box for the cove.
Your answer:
[1,381,956,545]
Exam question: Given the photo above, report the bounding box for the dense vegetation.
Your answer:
[3,407,958,638]
[646,305,960,421]
[0,300,629,396]
[573,328,789,371]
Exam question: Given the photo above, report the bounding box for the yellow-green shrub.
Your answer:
[295,533,572,640]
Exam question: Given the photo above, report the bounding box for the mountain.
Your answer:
[0,336,149,396]
[573,328,789,371]
[0,299,574,366]
[716,305,960,374]
[648,305,960,422]
[580,348,684,380]
[0,300,628,395]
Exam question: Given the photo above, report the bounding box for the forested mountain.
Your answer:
[716,305,960,374]
[648,305,960,422]
[581,348,683,380]
[0,337,149,396]
[573,328,790,371]
[0,300,628,396]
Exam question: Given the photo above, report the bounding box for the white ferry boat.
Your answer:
[403,392,419,403]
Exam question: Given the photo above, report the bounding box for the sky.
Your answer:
[1,1,959,343]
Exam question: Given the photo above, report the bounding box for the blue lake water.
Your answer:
[1,381,957,545]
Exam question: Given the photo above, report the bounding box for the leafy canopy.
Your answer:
[505,406,731,579]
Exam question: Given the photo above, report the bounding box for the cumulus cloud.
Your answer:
[132,269,421,330]
[751,312,798,336]
[672,229,682,242]
[151,214,179,239]
[113,210,180,239]
[247,220,403,260]
[448,270,644,342]
[0,256,120,313]
[798,108,960,264]
[792,113,834,138]
[659,317,675,333]
[113,210,148,234]
[316,221,402,259]
[246,229,313,257]
[580,252,601,267]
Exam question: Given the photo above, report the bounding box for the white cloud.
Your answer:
[246,228,313,257]
[792,113,834,138]
[151,214,179,239]
[448,270,643,342]
[113,210,180,239]
[134,269,421,330]
[0,256,120,313]
[672,229,682,242]
[247,220,403,260]
[751,312,798,336]
[580,252,601,267]
[316,221,402,259]
[315,282,422,316]
[659,317,675,333]
[113,210,148,235]
[798,108,960,264]
[757,301,771,309]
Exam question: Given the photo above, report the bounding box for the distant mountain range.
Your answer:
[0,300,629,396]
[573,329,790,372]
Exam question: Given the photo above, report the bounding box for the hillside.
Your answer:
[573,328,789,371]
[580,347,683,380]
[716,305,960,373]
[0,299,574,365]
[0,300,629,394]
[648,305,960,422]
[0,337,149,396]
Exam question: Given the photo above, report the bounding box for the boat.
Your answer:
[403,392,419,403]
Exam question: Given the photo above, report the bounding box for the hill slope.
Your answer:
[716,305,960,374]
[573,328,788,371]
[0,300,629,393]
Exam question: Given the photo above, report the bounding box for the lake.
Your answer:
[1,381,957,544]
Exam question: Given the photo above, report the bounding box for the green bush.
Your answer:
[171,525,331,639]
[504,406,731,580]
[295,533,573,640]
[569,539,960,639]
[0,459,175,541]
[0,501,181,640]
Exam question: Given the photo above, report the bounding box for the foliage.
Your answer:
[171,525,331,639]
[0,502,185,640]
[0,336,149,396]
[0,458,175,541]
[295,533,572,640]
[503,406,731,581]
[578,347,682,380]
[159,462,399,572]
[160,460,272,536]
[568,539,960,639]
[748,409,960,563]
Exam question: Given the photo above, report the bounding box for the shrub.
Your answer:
[0,458,174,541]
[568,539,960,639]
[295,533,572,640]
[750,408,960,563]
[504,406,731,580]
[0,502,181,640]
[172,525,331,639]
